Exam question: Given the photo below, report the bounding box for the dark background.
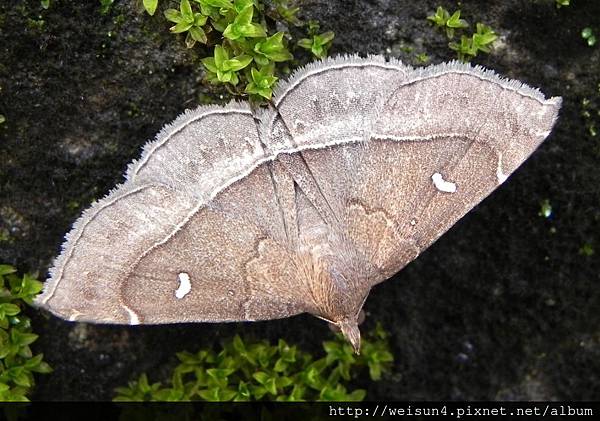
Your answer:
[0,0,599,400]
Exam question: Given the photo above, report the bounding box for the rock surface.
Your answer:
[0,0,599,400]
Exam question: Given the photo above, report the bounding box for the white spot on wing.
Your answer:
[124,306,140,325]
[536,130,551,138]
[431,172,457,193]
[175,272,192,299]
[496,154,508,184]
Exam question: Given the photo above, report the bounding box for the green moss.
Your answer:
[0,230,10,244]
[427,6,468,39]
[427,6,497,61]
[415,52,430,64]
[539,199,553,219]
[0,265,52,401]
[581,27,597,47]
[579,243,594,257]
[581,83,600,156]
[139,0,334,101]
[114,323,393,401]
[297,20,335,59]
[99,0,115,15]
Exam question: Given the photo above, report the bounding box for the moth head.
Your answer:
[337,317,361,354]
[336,286,369,354]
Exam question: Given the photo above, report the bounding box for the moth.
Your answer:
[36,55,561,353]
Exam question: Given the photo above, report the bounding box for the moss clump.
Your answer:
[114,323,393,401]
[0,265,52,401]
[427,6,497,61]
[141,0,334,100]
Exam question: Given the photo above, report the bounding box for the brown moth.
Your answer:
[36,55,561,353]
